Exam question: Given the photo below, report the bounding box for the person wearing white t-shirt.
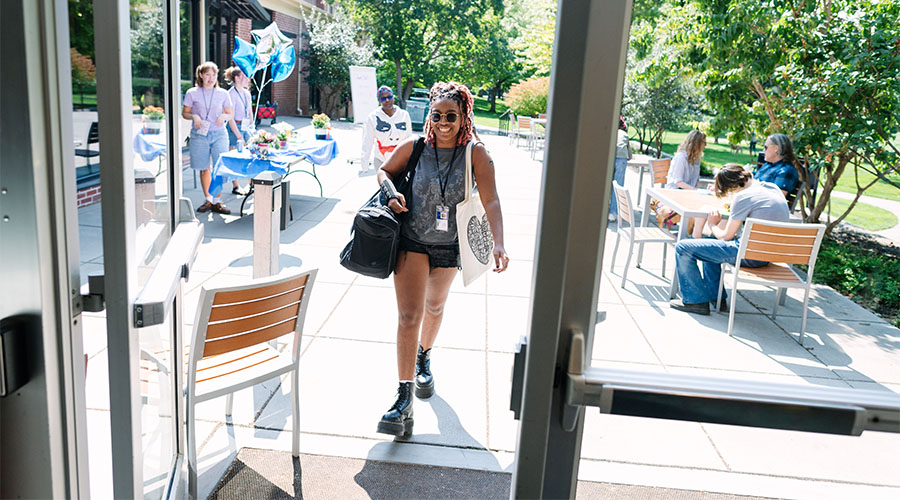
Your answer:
[360,86,412,173]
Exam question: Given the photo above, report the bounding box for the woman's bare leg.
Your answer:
[392,251,430,380]
[419,267,458,351]
[200,168,212,198]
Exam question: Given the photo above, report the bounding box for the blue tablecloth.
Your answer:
[209,138,339,197]
[133,131,167,162]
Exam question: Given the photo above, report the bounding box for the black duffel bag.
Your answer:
[340,138,425,278]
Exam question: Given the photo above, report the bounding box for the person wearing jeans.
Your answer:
[671,164,790,315]
[608,116,631,222]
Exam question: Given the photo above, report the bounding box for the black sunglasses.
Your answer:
[430,111,459,123]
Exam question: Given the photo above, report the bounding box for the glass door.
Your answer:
[88,0,193,498]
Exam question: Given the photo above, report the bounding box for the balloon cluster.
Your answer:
[232,22,296,119]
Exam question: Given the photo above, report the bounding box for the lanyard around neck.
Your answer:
[201,87,214,121]
[434,142,460,203]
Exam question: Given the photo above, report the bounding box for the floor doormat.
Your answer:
[208,448,773,500]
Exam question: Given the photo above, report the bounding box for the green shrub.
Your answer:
[799,237,900,327]
[505,77,549,117]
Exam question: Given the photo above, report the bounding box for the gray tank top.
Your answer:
[401,140,471,244]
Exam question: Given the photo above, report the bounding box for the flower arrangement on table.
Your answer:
[249,130,278,158]
[141,106,165,134]
[311,113,331,139]
[276,130,290,148]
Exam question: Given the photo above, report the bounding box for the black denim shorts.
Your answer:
[398,236,461,269]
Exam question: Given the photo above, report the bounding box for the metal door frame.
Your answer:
[0,0,89,498]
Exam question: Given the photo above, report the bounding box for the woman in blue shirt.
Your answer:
[755,133,799,197]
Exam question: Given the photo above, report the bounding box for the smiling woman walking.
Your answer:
[182,61,234,214]
[374,82,510,437]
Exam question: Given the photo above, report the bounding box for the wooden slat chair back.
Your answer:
[715,219,825,345]
[649,158,671,187]
[610,183,675,288]
[185,269,317,500]
[516,116,533,148]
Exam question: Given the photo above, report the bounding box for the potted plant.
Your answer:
[276,130,289,149]
[142,105,164,134]
[249,131,277,159]
[311,113,331,140]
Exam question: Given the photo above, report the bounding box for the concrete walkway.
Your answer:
[78,118,900,499]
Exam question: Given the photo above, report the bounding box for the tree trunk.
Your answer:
[394,59,404,108]
[806,156,849,233]
[402,79,415,106]
[489,84,499,113]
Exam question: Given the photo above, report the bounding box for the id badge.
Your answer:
[435,205,449,232]
[197,120,210,136]
[240,119,252,132]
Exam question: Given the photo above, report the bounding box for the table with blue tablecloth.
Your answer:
[209,138,339,198]
[209,138,339,222]
[133,131,167,161]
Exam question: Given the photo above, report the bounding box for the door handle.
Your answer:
[133,220,204,328]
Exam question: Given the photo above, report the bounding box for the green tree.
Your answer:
[301,6,376,117]
[338,0,503,106]
[623,16,702,157]
[505,0,555,78]
[672,0,900,232]
[442,10,523,112]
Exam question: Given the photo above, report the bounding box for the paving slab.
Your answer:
[777,317,900,384]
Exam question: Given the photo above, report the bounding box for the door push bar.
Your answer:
[562,330,900,436]
[133,220,204,328]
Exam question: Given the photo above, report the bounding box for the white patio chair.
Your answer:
[186,269,317,500]
[715,219,825,346]
[610,183,676,288]
[515,116,533,149]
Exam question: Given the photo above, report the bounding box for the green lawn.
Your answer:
[472,96,509,130]
[833,169,900,201]
[825,197,898,231]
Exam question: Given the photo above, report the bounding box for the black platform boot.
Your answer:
[377,381,414,438]
[415,345,434,399]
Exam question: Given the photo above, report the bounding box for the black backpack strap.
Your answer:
[397,137,426,194]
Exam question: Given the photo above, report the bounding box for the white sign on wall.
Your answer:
[349,65,378,124]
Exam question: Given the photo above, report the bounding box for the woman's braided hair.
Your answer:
[424,81,474,146]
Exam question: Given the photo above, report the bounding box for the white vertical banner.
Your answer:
[349,65,378,124]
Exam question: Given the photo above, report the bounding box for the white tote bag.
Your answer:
[456,141,494,286]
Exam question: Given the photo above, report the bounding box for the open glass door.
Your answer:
[509,1,900,498]
[87,0,196,498]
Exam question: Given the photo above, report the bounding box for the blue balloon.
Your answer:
[232,37,258,79]
[270,45,295,83]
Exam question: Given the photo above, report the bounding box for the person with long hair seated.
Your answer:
[659,130,708,237]
[755,133,799,197]
[374,82,509,437]
[670,164,790,315]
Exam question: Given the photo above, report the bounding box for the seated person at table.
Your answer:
[755,133,798,197]
[662,130,707,237]
[670,164,790,315]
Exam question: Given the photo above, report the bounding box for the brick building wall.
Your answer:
[270,12,301,116]
[76,185,101,208]
[236,14,310,116]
